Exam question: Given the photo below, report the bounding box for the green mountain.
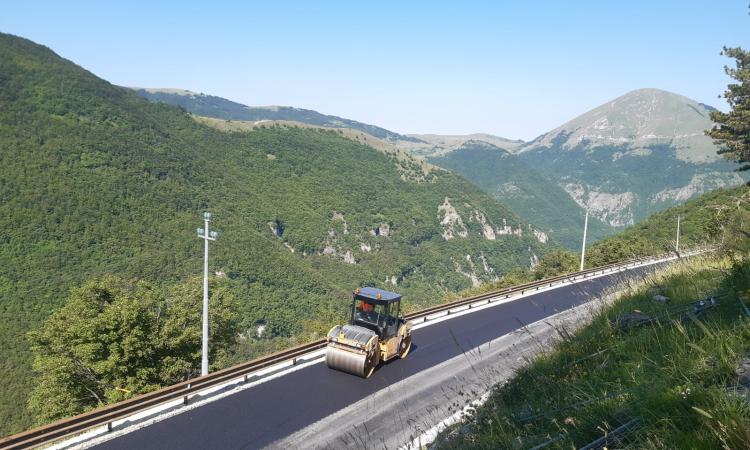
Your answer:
[0,33,552,435]
[518,88,748,227]
[414,89,746,249]
[429,141,613,248]
[133,88,421,143]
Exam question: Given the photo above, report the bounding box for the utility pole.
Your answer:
[676,215,681,253]
[197,212,219,376]
[580,208,589,271]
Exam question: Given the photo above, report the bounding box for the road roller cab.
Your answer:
[326,287,413,378]
[352,287,402,339]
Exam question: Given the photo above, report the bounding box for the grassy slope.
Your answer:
[429,143,615,248]
[0,33,551,434]
[434,255,750,449]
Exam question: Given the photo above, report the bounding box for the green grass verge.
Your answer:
[432,255,750,449]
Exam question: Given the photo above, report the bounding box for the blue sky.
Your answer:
[1,1,748,140]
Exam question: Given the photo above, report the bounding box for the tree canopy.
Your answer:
[27,276,238,424]
[707,46,750,172]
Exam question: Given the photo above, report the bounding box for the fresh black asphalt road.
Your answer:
[96,264,662,450]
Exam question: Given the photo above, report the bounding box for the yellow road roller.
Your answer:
[326,287,413,378]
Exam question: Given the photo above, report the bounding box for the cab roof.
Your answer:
[354,286,402,303]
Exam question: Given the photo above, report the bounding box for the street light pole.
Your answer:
[197,212,219,376]
[580,208,589,271]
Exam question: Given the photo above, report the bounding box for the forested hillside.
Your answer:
[451,184,749,303]
[586,185,750,266]
[0,33,551,434]
[429,141,614,248]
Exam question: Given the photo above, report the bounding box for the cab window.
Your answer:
[354,300,387,328]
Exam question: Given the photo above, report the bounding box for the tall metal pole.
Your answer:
[197,212,218,377]
[580,208,589,271]
[676,215,681,253]
[202,215,209,376]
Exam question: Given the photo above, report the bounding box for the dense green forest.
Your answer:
[0,33,552,434]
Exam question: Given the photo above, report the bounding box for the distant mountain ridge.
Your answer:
[522,88,721,163]
[403,88,746,246]
[517,88,746,228]
[135,86,747,247]
[400,133,525,157]
[133,88,422,143]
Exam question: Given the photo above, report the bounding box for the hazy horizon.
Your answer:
[1,1,748,140]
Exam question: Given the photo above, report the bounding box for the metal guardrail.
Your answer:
[405,248,705,321]
[0,248,709,449]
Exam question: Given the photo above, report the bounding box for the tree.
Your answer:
[707,46,750,171]
[531,250,579,279]
[27,276,238,424]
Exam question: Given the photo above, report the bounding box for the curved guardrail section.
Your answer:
[0,248,710,449]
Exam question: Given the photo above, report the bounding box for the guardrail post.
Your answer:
[183,395,189,405]
[107,422,112,432]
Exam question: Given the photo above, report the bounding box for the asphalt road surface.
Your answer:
[95,264,662,450]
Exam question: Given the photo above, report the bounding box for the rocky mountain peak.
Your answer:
[524,88,719,163]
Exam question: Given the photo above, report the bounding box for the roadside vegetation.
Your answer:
[26,276,239,425]
[432,254,750,449]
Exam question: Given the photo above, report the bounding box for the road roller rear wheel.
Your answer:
[363,346,379,378]
[398,335,412,359]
